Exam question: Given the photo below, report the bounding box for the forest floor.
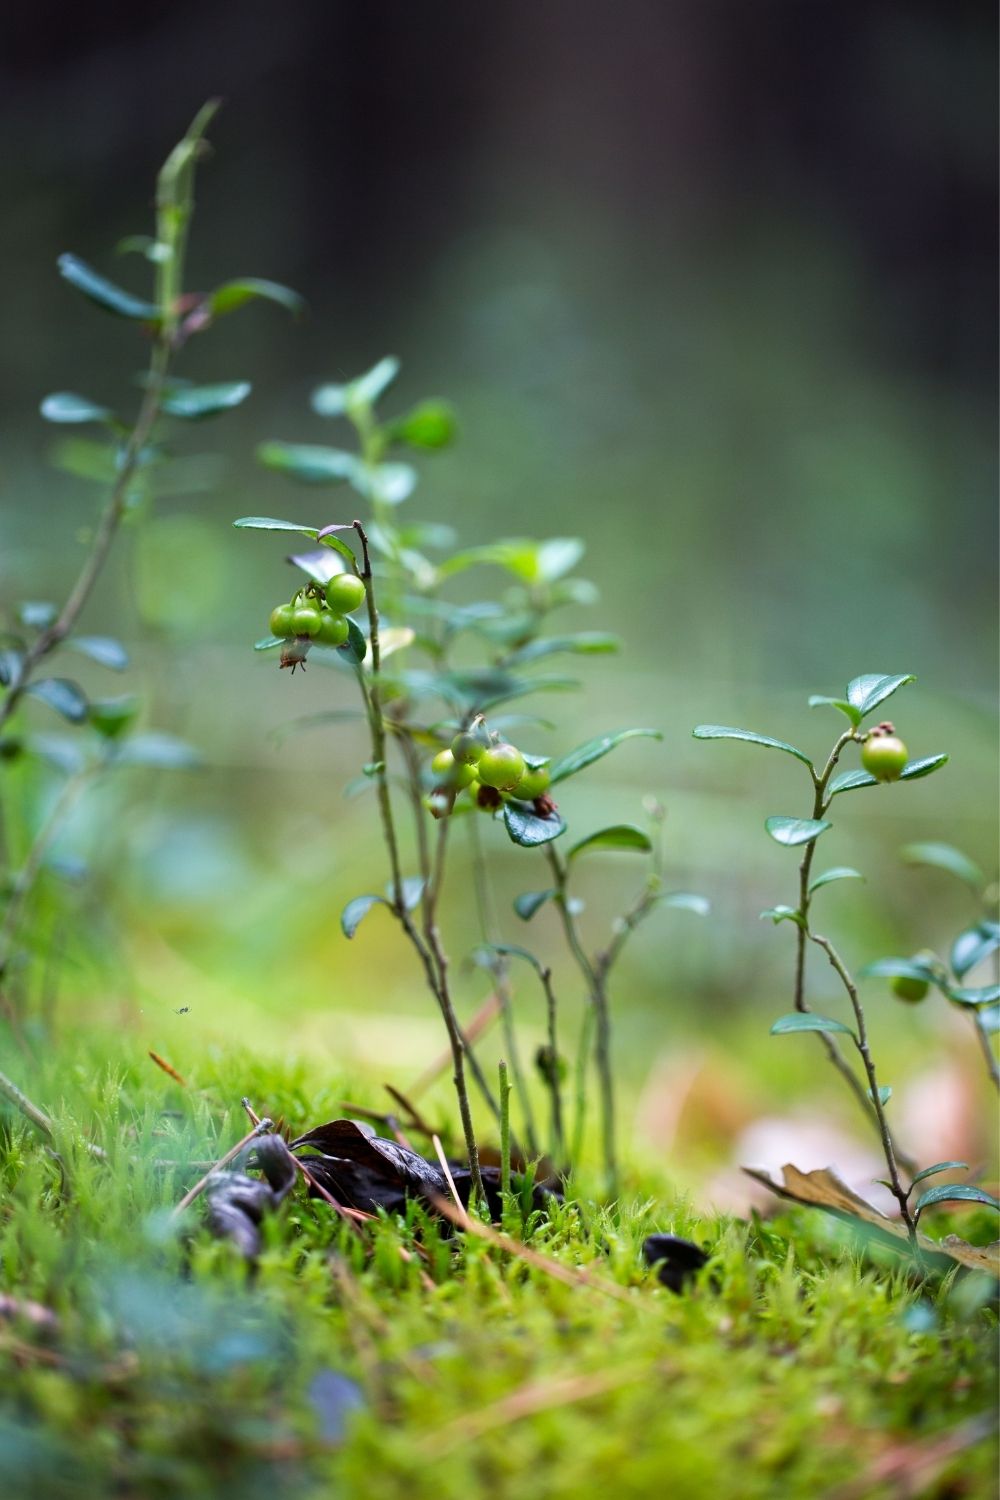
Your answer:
[0,1036,996,1499]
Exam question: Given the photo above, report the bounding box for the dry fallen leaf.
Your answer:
[742,1163,999,1275]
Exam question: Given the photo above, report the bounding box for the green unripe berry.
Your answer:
[431,748,475,788]
[270,604,296,638]
[512,764,551,800]
[891,972,929,1003]
[316,612,350,647]
[291,605,322,638]
[861,732,908,782]
[477,743,525,792]
[325,574,367,614]
[451,729,487,766]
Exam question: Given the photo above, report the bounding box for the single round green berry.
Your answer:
[512,764,551,800]
[325,574,367,614]
[477,743,525,792]
[431,748,475,788]
[891,972,929,1003]
[291,605,323,638]
[861,732,908,782]
[451,729,487,766]
[270,604,296,638]
[316,612,350,647]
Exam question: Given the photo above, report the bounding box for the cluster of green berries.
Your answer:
[269,574,367,655]
[860,721,909,782]
[428,720,553,816]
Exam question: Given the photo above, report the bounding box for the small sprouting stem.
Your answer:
[498,1058,511,1200]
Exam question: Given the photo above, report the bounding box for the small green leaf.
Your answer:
[116,234,171,263]
[549,727,662,785]
[951,924,1000,980]
[256,442,361,485]
[392,400,457,449]
[339,618,368,667]
[25,678,87,723]
[870,1085,892,1106]
[162,381,251,419]
[350,356,401,409]
[914,1183,1000,1217]
[514,889,556,921]
[40,392,113,424]
[89,695,138,740]
[361,463,417,505]
[475,941,545,976]
[693,724,813,768]
[846,673,915,718]
[27,734,87,775]
[808,867,864,893]
[341,894,387,939]
[567,824,653,861]
[910,1161,969,1189]
[860,956,940,983]
[760,906,806,928]
[387,877,424,911]
[770,1012,855,1038]
[64,636,129,671]
[978,1003,1000,1034]
[505,633,620,667]
[57,253,158,320]
[947,983,1000,1008]
[827,755,948,797]
[536,538,585,582]
[114,733,200,769]
[19,602,58,629]
[653,892,710,916]
[234,516,320,538]
[765,816,831,847]
[208,278,305,320]
[807,695,861,727]
[900,842,983,891]
[503,802,567,848]
[254,636,284,652]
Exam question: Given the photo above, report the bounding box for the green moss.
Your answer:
[0,1040,995,1499]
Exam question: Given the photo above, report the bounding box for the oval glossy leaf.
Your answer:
[19,601,58,629]
[475,941,545,976]
[951,924,1000,980]
[363,463,417,506]
[693,724,813,768]
[846,673,915,718]
[254,636,284,652]
[914,1183,1000,1217]
[310,382,350,417]
[57,253,158,320]
[257,442,360,485]
[386,876,424,912]
[536,538,586,582]
[25,678,87,723]
[114,732,200,769]
[827,755,948,797]
[503,801,567,848]
[505,633,620,667]
[654,892,710,916]
[978,1003,1000,1034]
[208,278,305,319]
[760,905,806,928]
[807,695,861,728]
[340,618,368,667]
[289,548,343,586]
[859,956,943,987]
[514,889,556,921]
[162,381,251,419]
[234,516,320,538]
[765,816,831,847]
[393,401,457,450]
[910,1161,969,1188]
[808,867,864,894]
[341,893,387,939]
[40,392,113,424]
[947,983,1000,1008]
[770,1012,855,1038]
[350,356,401,409]
[0,649,24,687]
[65,635,129,671]
[549,727,662,785]
[900,842,983,891]
[567,824,652,861]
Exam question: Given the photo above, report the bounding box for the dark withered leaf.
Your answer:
[205,1196,263,1260]
[642,1233,709,1294]
[292,1118,449,1199]
[248,1132,299,1201]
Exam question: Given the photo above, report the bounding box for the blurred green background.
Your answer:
[1,2,996,1186]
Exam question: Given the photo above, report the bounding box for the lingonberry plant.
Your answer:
[695,673,998,1249]
[0,103,300,1035]
[237,363,706,1197]
[861,841,999,1089]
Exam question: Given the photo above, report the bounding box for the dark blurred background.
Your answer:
[1,1,996,1179]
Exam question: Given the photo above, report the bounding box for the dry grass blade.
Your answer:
[171,1119,274,1217]
[419,1361,657,1457]
[241,1097,370,1232]
[148,1050,187,1086]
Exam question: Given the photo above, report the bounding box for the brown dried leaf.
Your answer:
[743,1162,1000,1275]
